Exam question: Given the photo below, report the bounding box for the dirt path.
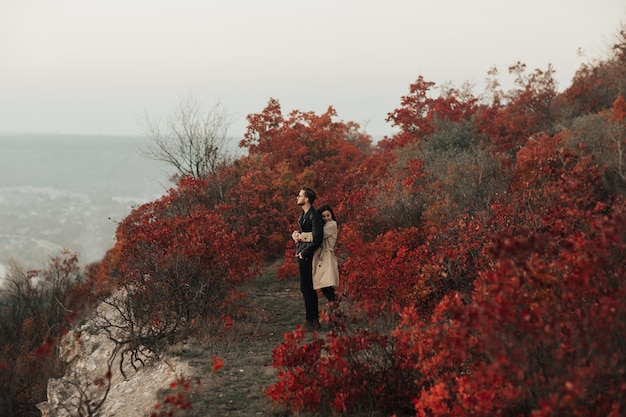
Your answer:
[168,263,309,416]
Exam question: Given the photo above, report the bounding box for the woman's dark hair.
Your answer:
[317,204,336,222]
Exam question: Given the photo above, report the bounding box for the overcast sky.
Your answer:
[1,0,624,138]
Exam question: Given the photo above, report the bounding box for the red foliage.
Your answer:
[476,63,559,153]
[385,76,480,149]
[241,99,367,182]
[235,98,373,265]
[222,155,296,260]
[7,28,626,417]
[33,338,55,358]
[340,206,487,316]
[267,84,626,415]
[558,62,619,117]
[397,196,626,416]
[151,375,200,417]
[609,94,626,123]
[115,177,258,328]
[211,355,224,372]
[267,325,421,414]
[0,251,84,416]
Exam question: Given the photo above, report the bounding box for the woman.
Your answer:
[312,204,339,304]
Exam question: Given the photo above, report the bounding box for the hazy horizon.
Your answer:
[0,134,174,276]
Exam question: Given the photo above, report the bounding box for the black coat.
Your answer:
[296,206,324,260]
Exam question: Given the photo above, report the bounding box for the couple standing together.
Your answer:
[291,187,339,331]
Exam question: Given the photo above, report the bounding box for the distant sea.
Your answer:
[0,134,173,279]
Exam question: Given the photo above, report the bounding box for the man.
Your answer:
[291,187,324,331]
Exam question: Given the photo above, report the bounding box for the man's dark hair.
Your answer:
[302,187,317,204]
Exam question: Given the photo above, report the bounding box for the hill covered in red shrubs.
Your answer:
[3,27,626,417]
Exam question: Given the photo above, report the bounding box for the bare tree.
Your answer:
[140,96,234,182]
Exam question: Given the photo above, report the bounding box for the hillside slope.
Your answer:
[176,262,308,416]
[40,262,316,417]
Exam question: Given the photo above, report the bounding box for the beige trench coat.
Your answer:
[312,220,339,290]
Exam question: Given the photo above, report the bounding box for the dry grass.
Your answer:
[165,261,325,416]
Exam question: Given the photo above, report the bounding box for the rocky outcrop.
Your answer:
[38,292,191,417]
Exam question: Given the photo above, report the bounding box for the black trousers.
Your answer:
[320,286,336,303]
[298,257,318,321]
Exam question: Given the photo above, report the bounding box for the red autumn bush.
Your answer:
[269,135,626,415]
[114,177,259,342]
[267,319,422,415]
[0,251,86,417]
[267,39,626,414]
[398,197,626,416]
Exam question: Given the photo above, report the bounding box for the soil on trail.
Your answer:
[168,263,316,416]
